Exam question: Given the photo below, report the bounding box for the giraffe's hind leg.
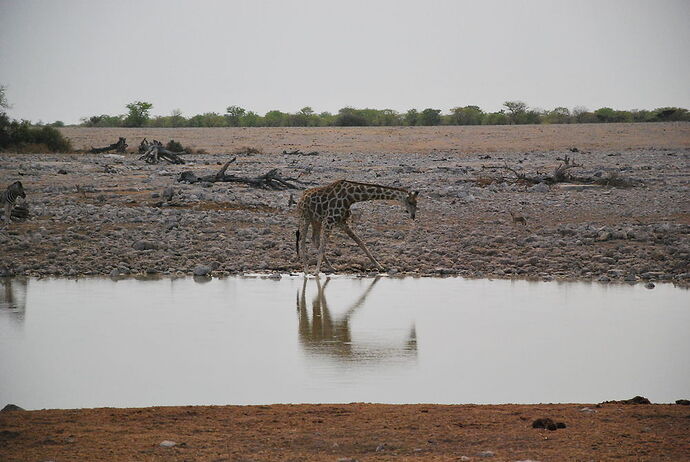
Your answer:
[339,222,385,271]
[312,221,335,272]
[298,220,310,274]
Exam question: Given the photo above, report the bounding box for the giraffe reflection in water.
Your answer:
[297,277,417,362]
[0,278,27,323]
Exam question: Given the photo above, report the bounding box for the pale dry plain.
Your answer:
[0,123,688,282]
[1,124,690,461]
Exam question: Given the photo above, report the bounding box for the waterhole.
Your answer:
[1,276,687,409]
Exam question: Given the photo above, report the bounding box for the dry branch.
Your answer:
[178,159,312,190]
[90,137,127,154]
[479,154,638,188]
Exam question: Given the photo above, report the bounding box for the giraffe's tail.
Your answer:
[295,229,300,256]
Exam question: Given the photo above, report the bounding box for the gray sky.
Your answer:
[1,0,689,124]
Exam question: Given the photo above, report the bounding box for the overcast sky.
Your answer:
[1,0,689,124]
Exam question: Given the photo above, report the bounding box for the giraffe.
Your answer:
[296,179,419,274]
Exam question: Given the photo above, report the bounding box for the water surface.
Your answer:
[1,276,688,409]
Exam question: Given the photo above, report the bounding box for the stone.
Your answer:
[596,231,611,241]
[530,183,549,193]
[159,440,177,448]
[532,418,566,430]
[645,282,655,289]
[109,268,120,277]
[1,404,24,412]
[675,399,690,405]
[193,265,211,277]
[133,241,156,251]
[477,450,495,457]
[597,275,610,283]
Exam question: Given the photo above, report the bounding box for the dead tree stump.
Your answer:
[177,158,311,190]
[139,140,186,164]
[90,137,127,154]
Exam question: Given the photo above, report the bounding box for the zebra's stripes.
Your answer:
[2,181,26,224]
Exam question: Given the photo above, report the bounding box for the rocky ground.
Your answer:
[0,123,688,284]
[1,401,689,461]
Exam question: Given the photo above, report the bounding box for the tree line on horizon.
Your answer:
[76,101,690,128]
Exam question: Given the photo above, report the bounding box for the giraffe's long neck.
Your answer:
[343,182,407,206]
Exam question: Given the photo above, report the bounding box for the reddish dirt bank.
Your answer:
[1,403,689,461]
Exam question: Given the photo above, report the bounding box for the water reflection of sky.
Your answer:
[0,276,688,409]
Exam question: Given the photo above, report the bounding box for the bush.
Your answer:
[0,116,72,152]
[418,108,442,126]
[334,108,368,126]
[449,106,484,125]
[482,111,509,125]
[165,139,186,152]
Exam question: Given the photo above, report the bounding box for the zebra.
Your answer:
[1,181,26,224]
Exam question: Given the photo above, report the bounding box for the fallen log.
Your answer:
[90,137,127,154]
[178,158,312,190]
[282,149,319,156]
[480,155,639,187]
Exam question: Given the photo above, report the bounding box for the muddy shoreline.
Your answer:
[0,124,688,284]
[2,402,689,461]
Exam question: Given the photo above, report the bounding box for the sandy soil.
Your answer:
[59,123,690,155]
[1,402,689,461]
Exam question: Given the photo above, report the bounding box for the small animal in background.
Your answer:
[1,181,26,224]
[509,210,527,226]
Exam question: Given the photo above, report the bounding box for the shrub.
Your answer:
[449,105,484,125]
[482,111,509,125]
[0,117,72,152]
[334,108,368,126]
[418,108,442,126]
[165,139,186,152]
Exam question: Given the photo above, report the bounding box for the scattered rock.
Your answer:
[645,282,655,289]
[0,430,20,439]
[163,186,175,201]
[603,396,651,405]
[193,265,211,277]
[1,404,24,412]
[532,418,566,430]
[596,231,611,242]
[530,183,549,193]
[159,440,177,448]
[133,241,157,251]
[57,169,68,174]
[579,407,597,413]
[477,450,495,457]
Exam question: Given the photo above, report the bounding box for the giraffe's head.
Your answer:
[403,191,419,220]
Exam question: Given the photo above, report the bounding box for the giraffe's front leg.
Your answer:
[340,223,385,272]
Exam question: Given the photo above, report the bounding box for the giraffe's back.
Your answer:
[298,180,351,224]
